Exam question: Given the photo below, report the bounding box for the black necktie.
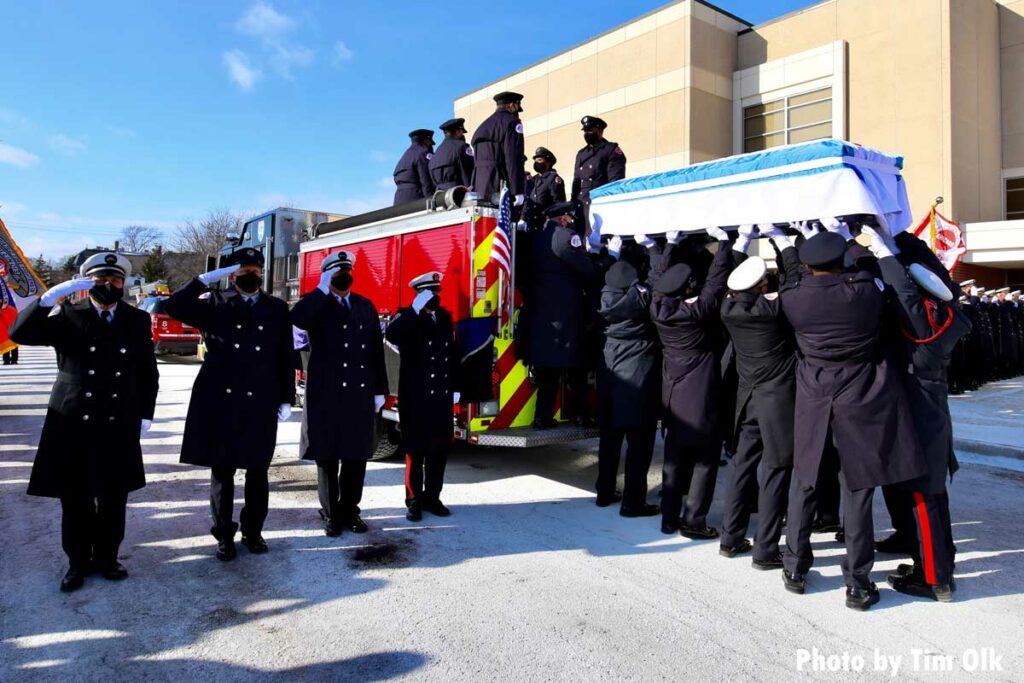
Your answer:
[101,310,113,323]
[246,298,255,308]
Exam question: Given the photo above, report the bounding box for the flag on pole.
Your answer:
[0,216,47,354]
[912,206,967,272]
[490,185,513,279]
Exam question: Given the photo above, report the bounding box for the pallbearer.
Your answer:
[9,252,158,592]
[385,272,461,521]
[165,248,295,561]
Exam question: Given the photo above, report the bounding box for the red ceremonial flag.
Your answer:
[0,216,47,354]
[912,207,967,272]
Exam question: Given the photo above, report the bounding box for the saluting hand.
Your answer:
[411,290,434,314]
[198,264,241,286]
[317,269,334,294]
[40,277,95,307]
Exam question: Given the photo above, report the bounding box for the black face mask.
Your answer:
[234,272,261,294]
[532,161,547,174]
[583,132,601,145]
[331,271,353,291]
[91,282,123,306]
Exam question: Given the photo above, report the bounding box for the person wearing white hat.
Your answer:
[384,271,461,521]
[291,251,388,536]
[9,251,158,592]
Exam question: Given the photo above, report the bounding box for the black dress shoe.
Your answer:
[875,532,913,555]
[719,538,752,558]
[887,572,954,602]
[782,569,806,594]
[324,520,343,537]
[679,524,719,540]
[241,535,269,554]
[532,418,557,430]
[406,500,423,522]
[422,500,451,517]
[660,518,681,535]
[573,417,595,428]
[60,567,86,593]
[216,539,237,561]
[595,491,623,508]
[345,515,369,533]
[752,552,785,570]
[811,519,842,534]
[620,503,660,518]
[834,528,845,543]
[98,561,129,580]
[845,583,881,611]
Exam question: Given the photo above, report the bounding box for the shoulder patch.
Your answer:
[554,176,563,184]
[515,123,524,135]
[613,146,624,155]
[570,234,582,249]
[685,296,699,304]
[426,153,433,160]
[875,277,885,292]
[464,146,474,156]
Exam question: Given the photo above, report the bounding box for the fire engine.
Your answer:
[299,189,599,450]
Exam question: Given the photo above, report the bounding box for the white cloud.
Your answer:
[0,143,40,168]
[47,134,87,156]
[235,1,295,39]
[0,108,29,126]
[375,175,395,190]
[223,49,263,91]
[271,43,314,78]
[332,40,354,64]
[103,124,137,138]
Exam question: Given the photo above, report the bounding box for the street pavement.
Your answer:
[1,346,1022,682]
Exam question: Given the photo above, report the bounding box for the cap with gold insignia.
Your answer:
[227,248,265,268]
[909,263,953,302]
[727,256,768,292]
[80,252,132,278]
[321,251,355,273]
[493,91,524,108]
[959,278,976,288]
[580,116,607,130]
[533,146,556,164]
[439,118,465,133]
[409,271,442,290]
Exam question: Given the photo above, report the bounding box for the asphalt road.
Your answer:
[1,347,1022,682]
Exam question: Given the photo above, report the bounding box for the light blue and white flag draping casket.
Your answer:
[588,139,912,240]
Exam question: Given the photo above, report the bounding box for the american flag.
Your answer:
[490,186,513,279]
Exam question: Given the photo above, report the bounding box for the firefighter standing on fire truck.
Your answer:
[471,91,526,205]
[385,272,461,521]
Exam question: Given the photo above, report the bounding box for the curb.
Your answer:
[953,438,1024,461]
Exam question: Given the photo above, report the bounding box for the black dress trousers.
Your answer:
[317,459,368,521]
[210,466,270,539]
[60,492,129,569]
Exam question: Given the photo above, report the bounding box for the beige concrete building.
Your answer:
[454,0,1024,285]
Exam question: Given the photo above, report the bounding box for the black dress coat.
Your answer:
[428,138,474,191]
[394,143,435,205]
[523,170,567,230]
[778,247,927,492]
[291,290,388,462]
[598,274,661,428]
[570,139,626,206]
[471,109,526,199]
[719,250,798,468]
[10,298,158,498]
[649,242,731,448]
[384,305,461,455]
[164,279,295,470]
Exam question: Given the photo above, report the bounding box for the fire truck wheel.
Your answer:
[370,419,402,461]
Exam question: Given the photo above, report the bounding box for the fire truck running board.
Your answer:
[469,425,599,448]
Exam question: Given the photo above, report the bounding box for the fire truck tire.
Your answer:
[371,419,402,461]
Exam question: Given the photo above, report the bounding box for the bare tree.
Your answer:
[168,209,247,287]
[119,225,163,253]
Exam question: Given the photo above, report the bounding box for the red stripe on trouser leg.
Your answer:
[913,491,937,585]
[405,454,414,499]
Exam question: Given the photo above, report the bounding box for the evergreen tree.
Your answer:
[141,246,169,283]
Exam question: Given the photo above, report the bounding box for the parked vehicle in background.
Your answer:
[139,294,201,355]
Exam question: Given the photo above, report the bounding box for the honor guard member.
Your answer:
[859,227,968,602]
[471,91,526,205]
[9,252,158,592]
[717,225,798,568]
[779,222,926,611]
[394,129,436,205]
[572,116,626,234]
[164,248,295,561]
[291,251,388,535]
[429,118,474,191]
[522,147,566,231]
[385,272,461,521]
[649,228,733,539]
[528,200,598,429]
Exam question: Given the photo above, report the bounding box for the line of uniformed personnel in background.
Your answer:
[948,282,1023,393]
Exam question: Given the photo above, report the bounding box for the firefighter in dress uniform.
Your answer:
[385,272,462,521]
[164,248,295,561]
[471,91,526,205]
[429,118,474,192]
[393,129,436,205]
[291,251,388,536]
[522,147,566,231]
[9,252,158,592]
[571,116,626,236]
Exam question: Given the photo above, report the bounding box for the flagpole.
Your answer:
[929,195,943,250]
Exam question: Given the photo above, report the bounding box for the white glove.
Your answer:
[791,220,818,241]
[317,269,335,294]
[665,231,682,245]
[733,224,757,253]
[140,419,152,434]
[635,233,657,249]
[705,227,729,242]
[277,404,292,421]
[514,194,525,207]
[453,391,461,405]
[859,226,895,259]
[40,277,94,307]
[606,235,623,258]
[981,295,990,303]
[821,216,853,242]
[970,286,981,297]
[516,220,529,232]
[411,289,433,314]
[197,264,241,286]
[374,395,386,412]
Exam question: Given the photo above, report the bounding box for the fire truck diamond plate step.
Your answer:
[470,425,599,448]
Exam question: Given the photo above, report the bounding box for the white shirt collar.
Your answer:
[333,292,351,305]
[91,300,118,319]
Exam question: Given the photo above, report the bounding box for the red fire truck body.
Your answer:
[299,200,597,448]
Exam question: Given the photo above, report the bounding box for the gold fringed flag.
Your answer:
[912,204,967,272]
[0,216,47,354]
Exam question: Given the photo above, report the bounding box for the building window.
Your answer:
[743,86,833,153]
[1008,177,1024,221]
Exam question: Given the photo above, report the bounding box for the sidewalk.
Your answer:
[949,377,1024,459]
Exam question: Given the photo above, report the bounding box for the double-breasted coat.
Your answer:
[571,139,626,216]
[290,289,388,462]
[523,170,566,230]
[778,247,927,491]
[164,279,295,470]
[428,137,474,191]
[10,298,158,498]
[470,109,526,200]
[394,143,435,205]
[384,305,461,455]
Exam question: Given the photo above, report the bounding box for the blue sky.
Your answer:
[0,0,811,259]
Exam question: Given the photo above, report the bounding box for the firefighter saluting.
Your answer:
[9,252,159,592]
[385,272,461,521]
